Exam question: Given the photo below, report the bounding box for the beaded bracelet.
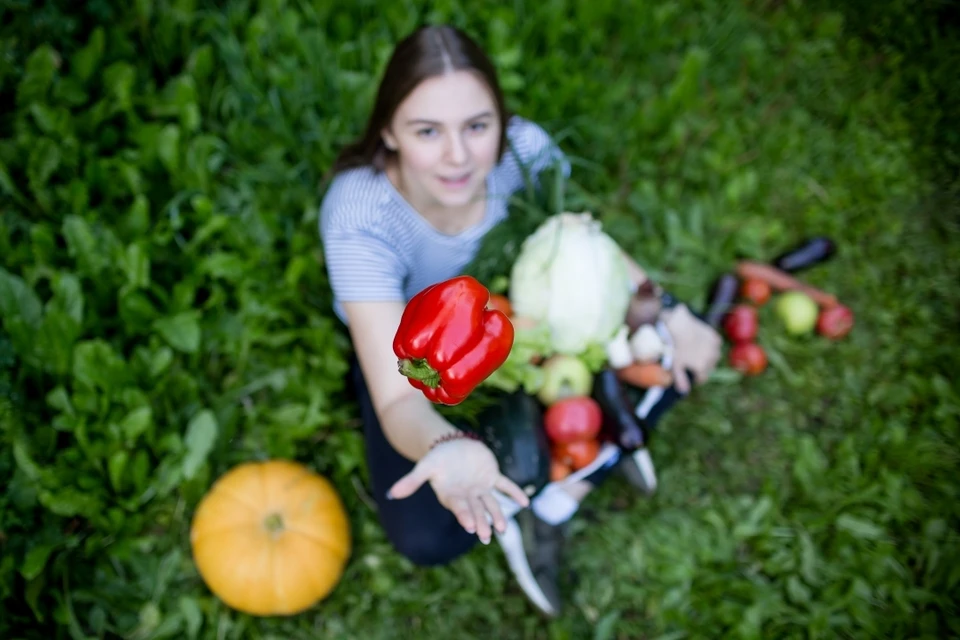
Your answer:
[429,431,481,451]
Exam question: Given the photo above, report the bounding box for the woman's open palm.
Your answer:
[387,439,530,544]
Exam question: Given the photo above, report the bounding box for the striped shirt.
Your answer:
[319,115,569,325]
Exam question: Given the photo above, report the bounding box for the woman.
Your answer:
[319,24,721,617]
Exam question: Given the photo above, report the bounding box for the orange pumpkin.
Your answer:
[189,459,351,616]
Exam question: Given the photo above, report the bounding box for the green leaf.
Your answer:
[182,409,218,480]
[0,159,26,205]
[72,339,128,390]
[149,346,174,378]
[104,61,136,110]
[593,611,620,640]
[120,406,153,442]
[157,124,181,172]
[29,103,65,136]
[178,596,203,639]
[123,243,151,289]
[62,215,108,276]
[108,450,128,492]
[39,486,103,518]
[835,514,885,540]
[119,290,160,330]
[32,309,80,375]
[20,543,56,580]
[27,138,61,191]
[154,311,202,354]
[12,433,43,482]
[792,434,828,497]
[0,267,42,324]
[46,386,73,414]
[17,45,58,105]
[185,213,229,252]
[72,27,105,82]
[24,574,45,623]
[786,575,812,605]
[199,252,246,280]
[49,272,85,325]
[126,194,151,237]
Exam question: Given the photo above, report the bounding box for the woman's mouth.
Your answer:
[438,173,471,189]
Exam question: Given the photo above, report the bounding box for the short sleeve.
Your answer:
[321,224,406,305]
[507,116,572,180]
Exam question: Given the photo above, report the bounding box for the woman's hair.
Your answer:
[330,25,512,174]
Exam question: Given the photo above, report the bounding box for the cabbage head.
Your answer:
[508,212,632,355]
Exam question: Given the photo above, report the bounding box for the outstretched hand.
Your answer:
[387,437,531,545]
[661,303,723,394]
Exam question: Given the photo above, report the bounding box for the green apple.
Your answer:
[775,291,819,335]
[537,354,593,405]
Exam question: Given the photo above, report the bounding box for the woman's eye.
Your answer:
[416,127,437,138]
[469,122,488,132]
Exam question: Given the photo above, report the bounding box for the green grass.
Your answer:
[1,0,959,638]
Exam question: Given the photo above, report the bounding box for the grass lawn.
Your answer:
[1,0,958,638]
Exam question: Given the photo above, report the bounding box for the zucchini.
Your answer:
[472,391,551,497]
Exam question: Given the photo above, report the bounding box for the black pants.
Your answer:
[349,357,687,567]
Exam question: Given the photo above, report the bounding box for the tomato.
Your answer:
[553,439,600,471]
[723,305,759,344]
[740,278,772,306]
[543,397,602,444]
[487,294,513,317]
[728,342,767,375]
[816,304,854,339]
[550,459,572,482]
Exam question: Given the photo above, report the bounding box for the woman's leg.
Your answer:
[350,358,478,567]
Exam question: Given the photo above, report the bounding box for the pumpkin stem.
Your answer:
[263,513,284,533]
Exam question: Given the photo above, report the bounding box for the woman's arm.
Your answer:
[342,299,530,542]
[341,300,460,462]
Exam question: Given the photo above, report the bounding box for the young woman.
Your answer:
[319,24,721,617]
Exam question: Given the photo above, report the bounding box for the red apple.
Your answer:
[723,305,759,344]
[729,342,767,375]
[817,304,854,339]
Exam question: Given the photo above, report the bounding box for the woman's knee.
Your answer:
[385,525,476,567]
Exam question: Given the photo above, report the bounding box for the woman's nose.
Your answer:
[445,133,469,165]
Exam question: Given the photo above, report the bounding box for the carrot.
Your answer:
[616,362,673,389]
[735,261,839,308]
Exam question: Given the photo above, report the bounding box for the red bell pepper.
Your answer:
[393,276,514,405]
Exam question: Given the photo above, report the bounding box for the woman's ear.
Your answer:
[381,128,398,151]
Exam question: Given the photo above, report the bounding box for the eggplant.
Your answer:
[592,368,647,451]
[772,237,836,273]
[703,272,740,329]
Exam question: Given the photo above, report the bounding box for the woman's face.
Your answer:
[382,70,502,214]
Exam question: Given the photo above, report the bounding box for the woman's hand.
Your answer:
[387,437,531,544]
[661,303,723,394]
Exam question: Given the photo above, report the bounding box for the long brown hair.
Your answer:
[330,25,512,175]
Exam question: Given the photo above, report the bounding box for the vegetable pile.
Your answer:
[713,238,857,377]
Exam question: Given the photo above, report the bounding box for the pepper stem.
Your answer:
[398,358,441,388]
